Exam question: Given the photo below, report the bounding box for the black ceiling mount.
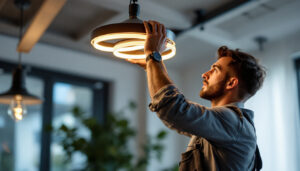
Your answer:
[129,0,140,19]
[194,9,206,31]
[172,0,254,37]
[254,36,267,52]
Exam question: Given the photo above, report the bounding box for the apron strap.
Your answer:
[226,106,263,171]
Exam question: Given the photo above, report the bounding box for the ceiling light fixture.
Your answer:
[0,0,42,121]
[90,0,176,60]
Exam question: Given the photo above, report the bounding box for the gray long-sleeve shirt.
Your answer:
[149,85,257,171]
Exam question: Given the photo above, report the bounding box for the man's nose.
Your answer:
[202,72,209,80]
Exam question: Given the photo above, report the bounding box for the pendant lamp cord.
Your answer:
[18,1,24,69]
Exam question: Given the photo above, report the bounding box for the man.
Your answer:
[126,20,265,171]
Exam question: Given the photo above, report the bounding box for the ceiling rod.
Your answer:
[174,0,254,36]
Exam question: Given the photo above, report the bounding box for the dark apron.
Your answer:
[179,142,208,171]
[179,106,262,171]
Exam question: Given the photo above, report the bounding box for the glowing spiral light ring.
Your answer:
[91,32,146,52]
[91,23,176,60]
[113,39,176,60]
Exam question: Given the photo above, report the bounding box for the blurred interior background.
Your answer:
[0,0,299,170]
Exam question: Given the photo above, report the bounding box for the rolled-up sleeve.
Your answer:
[149,84,241,143]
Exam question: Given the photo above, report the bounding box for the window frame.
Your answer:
[0,59,110,171]
[295,58,300,117]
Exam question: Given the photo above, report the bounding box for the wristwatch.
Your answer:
[146,51,162,62]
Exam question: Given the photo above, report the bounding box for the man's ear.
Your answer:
[226,77,239,90]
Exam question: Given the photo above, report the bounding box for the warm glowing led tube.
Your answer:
[91,32,146,52]
[113,39,176,60]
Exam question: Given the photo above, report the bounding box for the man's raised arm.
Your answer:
[126,20,173,98]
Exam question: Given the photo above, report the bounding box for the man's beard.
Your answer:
[200,78,228,100]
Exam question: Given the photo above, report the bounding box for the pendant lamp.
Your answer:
[91,0,176,60]
[0,0,42,121]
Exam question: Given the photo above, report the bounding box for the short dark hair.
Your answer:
[217,46,266,99]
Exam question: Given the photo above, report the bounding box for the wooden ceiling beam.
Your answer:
[17,0,67,53]
[0,0,8,11]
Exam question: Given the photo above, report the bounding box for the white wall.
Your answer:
[246,31,300,171]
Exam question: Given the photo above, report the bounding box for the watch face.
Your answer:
[153,52,162,61]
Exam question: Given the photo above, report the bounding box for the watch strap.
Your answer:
[146,53,152,62]
[146,51,161,62]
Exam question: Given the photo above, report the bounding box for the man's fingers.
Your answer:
[158,23,163,36]
[154,21,163,35]
[162,25,166,38]
[153,21,166,39]
[149,20,157,34]
[143,21,150,34]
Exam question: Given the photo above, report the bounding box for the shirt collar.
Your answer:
[225,102,254,120]
[226,101,244,108]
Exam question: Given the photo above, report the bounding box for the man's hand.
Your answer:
[144,20,167,56]
[125,20,167,70]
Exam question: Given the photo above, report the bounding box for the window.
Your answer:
[51,82,93,171]
[0,60,109,171]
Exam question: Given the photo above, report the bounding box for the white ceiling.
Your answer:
[0,0,299,69]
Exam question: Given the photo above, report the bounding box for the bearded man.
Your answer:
[126,20,265,171]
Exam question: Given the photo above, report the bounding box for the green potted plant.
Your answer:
[54,101,175,171]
